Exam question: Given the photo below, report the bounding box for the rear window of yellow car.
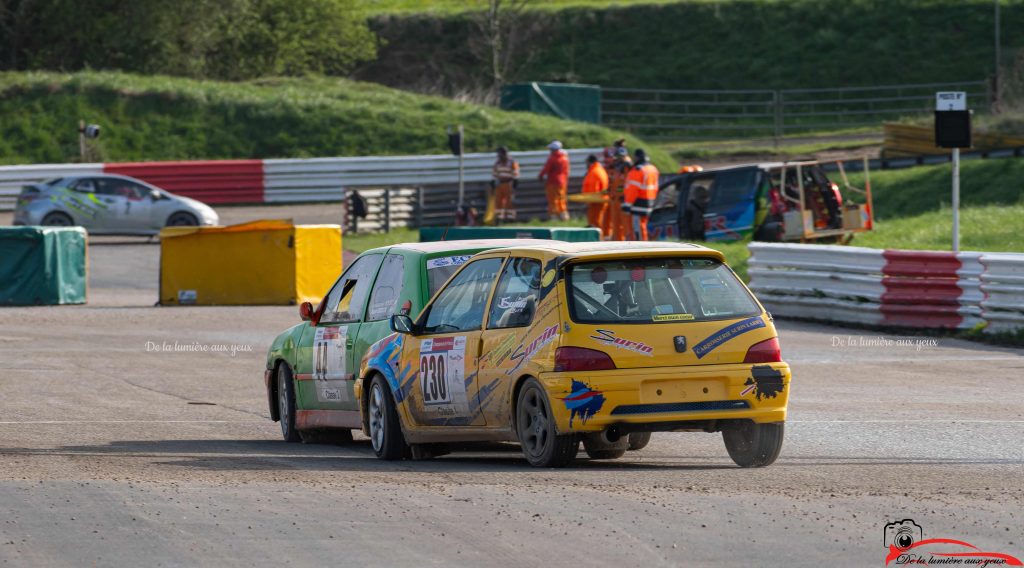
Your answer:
[567,257,760,324]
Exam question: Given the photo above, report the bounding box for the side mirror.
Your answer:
[299,301,314,322]
[150,190,161,201]
[390,314,415,335]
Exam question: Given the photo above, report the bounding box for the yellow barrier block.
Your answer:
[159,219,342,306]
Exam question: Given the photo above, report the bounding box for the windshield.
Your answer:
[567,257,760,324]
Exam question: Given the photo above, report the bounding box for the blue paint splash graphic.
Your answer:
[560,380,606,427]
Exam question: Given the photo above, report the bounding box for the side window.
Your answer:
[653,181,679,210]
[97,178,147,200]
[122,181,150,200]
[367,254,405,321]
[94,179,118,196]
[488,257,542,329]
[708,169,757,209]
[320,254,382,324]
[73,179,97,193]
[422,258,504,334]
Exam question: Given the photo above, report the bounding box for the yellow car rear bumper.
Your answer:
[539,362,790,433]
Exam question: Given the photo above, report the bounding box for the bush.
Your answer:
[0,0,377,81]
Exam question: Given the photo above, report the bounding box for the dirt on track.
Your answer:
[0,215,1021,567]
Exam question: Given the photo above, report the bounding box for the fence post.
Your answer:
[773,90,783,147]
[383,188,392,233]
[416,186,424,228]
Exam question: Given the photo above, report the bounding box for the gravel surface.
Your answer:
[0,231,1021,567]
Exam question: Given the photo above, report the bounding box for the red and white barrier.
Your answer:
[104,160,265,204]
[748,243,1000,331]
[0,148,602,211]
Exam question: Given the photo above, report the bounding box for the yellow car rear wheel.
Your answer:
[723,421,784,467]
[516,378,579,468]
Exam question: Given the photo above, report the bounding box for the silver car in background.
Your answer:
[13,174,219,235]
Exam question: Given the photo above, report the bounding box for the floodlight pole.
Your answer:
[457,124,465,207]
[952,147,960,253]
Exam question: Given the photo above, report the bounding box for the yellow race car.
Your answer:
[356,241,790,467]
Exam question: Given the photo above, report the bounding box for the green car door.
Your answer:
[296,252,383,411]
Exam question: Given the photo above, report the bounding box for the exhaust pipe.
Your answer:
[604,426,622,443]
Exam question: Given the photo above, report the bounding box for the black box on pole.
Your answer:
[934,110,971,149]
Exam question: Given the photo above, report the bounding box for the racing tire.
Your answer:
[299,429,354,445]
[583,433,628,460]
[166,212,198,227]
[276,364,301,443]
[368,375,409,460]
[41,212,74,227]
[516,378,579,468]
[627,432,652,451]
[723,421,784,468]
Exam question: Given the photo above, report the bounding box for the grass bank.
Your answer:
[0,71,674,169]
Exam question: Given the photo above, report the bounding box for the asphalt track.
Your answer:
[1,206,1021,567]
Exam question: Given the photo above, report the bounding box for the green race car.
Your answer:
[263,239,548,443]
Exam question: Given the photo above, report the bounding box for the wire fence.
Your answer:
[601,80,991,141]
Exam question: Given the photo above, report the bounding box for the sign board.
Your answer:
[935,92,967,111]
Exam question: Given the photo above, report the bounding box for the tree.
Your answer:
[469,0,545,103]
[0,0,377,81]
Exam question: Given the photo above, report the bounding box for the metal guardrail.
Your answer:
[262,149,599,204]
[980,253,1024,333]
[748,242,1023,333]
[0,149,602,213]
[603,81,991,140]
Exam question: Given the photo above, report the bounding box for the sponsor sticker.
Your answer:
[426,255,472,270]
[508,325,559,374]
[590,329,654,356]
[653,313,695,322]
[482,332,518,368]
[177,290,197,305]
[692,316,766,359]
[497,296,529,312]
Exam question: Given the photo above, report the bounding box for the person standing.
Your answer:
[490,146,520,224]
[580,154,609,235]
[538,140,570,221]
[622,148,659,241]
[605,146,633,240]
[683,185,709,241]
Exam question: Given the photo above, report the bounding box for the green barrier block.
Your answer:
[0,227,87,305]
[419,226,601,243]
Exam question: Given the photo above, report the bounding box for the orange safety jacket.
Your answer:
[493,158,520,183]
[581,162,609,193]
[622,162,659,216]
[539,150,570,188]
